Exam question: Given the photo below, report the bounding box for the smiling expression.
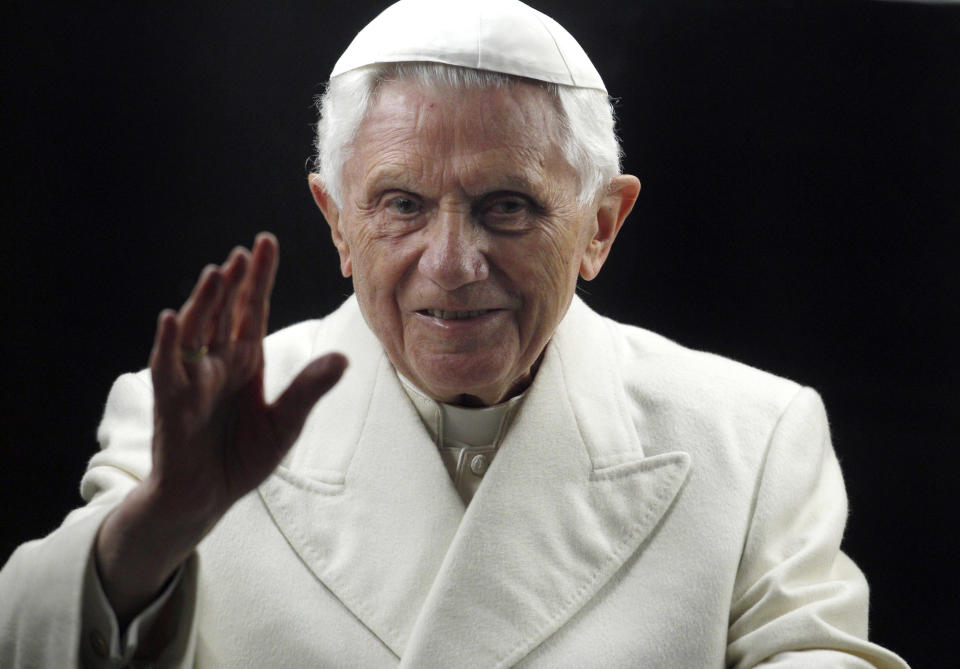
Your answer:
[314,79,630,406]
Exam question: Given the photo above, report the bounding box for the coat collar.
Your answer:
[258,296,691,665]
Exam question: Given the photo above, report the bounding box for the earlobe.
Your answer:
[308,174,352,277]
[579,175,641,280]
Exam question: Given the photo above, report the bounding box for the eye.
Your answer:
[479,193,538,232]
[488,197,527,215]
[386,195,421,216]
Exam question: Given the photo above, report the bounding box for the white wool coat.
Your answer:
[0,296,907,668]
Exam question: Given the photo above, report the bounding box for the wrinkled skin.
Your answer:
[95,234,347,625]
[312,80,640,406]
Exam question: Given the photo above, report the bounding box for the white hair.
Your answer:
[313,62,622,208]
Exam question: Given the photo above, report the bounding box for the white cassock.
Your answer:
[0,296,907,667]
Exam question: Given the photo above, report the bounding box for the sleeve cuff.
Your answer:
[81,546,184,666]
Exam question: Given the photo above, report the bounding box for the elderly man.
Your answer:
[1,0,906,667]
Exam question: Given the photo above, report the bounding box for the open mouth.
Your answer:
[419,309,496,320]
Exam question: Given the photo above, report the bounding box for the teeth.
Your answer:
[427,309,490,320]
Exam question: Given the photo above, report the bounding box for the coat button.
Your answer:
[470,453,489,476]
[89,629,109,657]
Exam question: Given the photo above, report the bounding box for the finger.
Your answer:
[234,232,279,342]
[268,353,348,448]
[178,265,224,352]
[210,247,250,350]
[149,309,184,394]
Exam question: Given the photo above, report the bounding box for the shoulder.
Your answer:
[614,317,801,413]
[565,299,813,452]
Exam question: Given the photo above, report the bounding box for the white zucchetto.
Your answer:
[331,0,606,92]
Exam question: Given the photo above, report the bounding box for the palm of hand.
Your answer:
[147,234,345,524]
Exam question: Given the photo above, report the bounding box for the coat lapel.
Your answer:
[400,298,691,668]
[258,297,692,667]
[258,300,465,658]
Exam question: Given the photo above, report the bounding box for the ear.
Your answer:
[579,175,641,280]
[308,174,352,277]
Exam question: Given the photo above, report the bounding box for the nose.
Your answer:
[418,209,490,290]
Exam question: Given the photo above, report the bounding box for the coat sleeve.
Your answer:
[725,387,908,668]
[0,371,198,668]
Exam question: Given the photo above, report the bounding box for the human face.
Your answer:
[318,80,620,406]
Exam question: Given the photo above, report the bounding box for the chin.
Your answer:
[409,351,518,405]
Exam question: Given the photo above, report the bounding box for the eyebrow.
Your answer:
[361,163,547,199]
[475,173,543,194]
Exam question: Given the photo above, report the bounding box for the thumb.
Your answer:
[269,353,348,447]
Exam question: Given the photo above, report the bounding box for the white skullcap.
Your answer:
[331,0,606,92]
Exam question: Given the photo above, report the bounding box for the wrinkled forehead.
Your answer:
[348,79,574,195]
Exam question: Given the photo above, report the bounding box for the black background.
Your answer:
[3,1,958,665]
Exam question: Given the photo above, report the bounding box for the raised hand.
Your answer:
[148,233,345,520]
[96,233,346,625]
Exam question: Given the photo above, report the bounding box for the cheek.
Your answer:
[345,218,404,284]
[500,227,583,329]
[344,222,429,345]
[343,224,401,323]
[532,224,587,292]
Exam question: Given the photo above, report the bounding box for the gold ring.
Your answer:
[181,344,208,363]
